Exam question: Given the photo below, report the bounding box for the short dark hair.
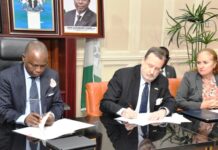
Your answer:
[159,46,170,67]
[159,46,170,59]
[144,47,167,68]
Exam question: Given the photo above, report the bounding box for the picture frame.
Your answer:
[61,0,104,37]
[8,0,58,35]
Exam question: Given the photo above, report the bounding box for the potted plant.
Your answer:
[166,1,218,69]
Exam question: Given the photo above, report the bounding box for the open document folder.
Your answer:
[13,118,94,141]
[115,113,191,126]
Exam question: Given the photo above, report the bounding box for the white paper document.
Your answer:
[115,113,191,126]
[13,118,94,140]
[38,112,51,130]
[209,109,218,113]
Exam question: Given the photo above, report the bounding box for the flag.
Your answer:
[81,39,101,110]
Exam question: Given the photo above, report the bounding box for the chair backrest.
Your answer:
[168,78,182,97]
[0,37,37,71]
[85,82,108,116]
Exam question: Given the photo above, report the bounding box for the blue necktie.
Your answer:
[29,77,40,149]
[29,77,40,114]
[139,83,149,113]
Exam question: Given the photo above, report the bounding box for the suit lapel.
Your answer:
[72,10,76,24]
[129,66,141,109]
[196,74,203,98]
[15,64,26,113]
[80,9,92,26]
[40,73,50,114]
[149,80,160,111]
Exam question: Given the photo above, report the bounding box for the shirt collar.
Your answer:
[140,75,150,86]
[23,65,31,79]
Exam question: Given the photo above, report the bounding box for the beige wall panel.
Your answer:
[102,0,130,50]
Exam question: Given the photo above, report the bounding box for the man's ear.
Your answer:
[22,54,25,62]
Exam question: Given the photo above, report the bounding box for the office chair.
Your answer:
[0,37,37,71]
[168,78,181,97]
[85,82,108,116]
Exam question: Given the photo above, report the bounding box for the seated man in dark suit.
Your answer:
[0,40,64,127]
[159,46,177,78]
[100,47,175,122]
[64,0,96,27]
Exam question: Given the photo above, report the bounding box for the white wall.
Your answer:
[75,0,218,117]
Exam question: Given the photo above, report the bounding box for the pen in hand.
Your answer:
[121,104,138,119]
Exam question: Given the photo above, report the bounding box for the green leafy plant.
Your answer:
[166,1,218,69]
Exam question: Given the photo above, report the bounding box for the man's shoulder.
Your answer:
[86,8,96,16]
[165,65,175,70]
[115,64,140,73]
[64,9,76,20]
[44,68,58,75]
[0,63,22,76]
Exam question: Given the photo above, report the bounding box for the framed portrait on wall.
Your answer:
[8,0,58,35]
[61,0,104,37]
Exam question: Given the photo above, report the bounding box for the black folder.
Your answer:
[46,136,96,150]
[181,109,218,123]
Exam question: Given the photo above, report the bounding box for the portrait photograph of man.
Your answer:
[63,0,98,34]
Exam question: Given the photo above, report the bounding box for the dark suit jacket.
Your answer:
[100,65,175,116]
[64,8,96,26]
[0,63,64,124]
[164,65,177,78]
[176,71,218,110]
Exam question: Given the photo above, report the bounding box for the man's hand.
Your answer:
[148,109,167,121]
[121,107,138,119]
[45,113,55,126]
[124,123,137,131]
[25,113,41,127]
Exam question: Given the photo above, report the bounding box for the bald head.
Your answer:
[22,41,48,77]
[24,40,48,56]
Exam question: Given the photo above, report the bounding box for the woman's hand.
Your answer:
[201,99,218,109]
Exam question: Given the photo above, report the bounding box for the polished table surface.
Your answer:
[0,115,218,150]
[84,115,216,150]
